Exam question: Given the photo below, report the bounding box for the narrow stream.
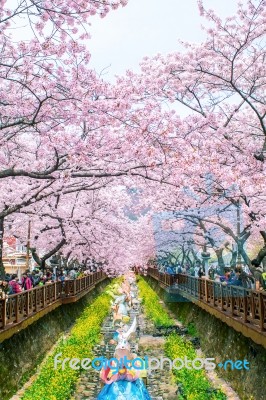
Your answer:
[72,295,178,399]
[71,286,240,400]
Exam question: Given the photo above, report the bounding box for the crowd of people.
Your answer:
[0,265,103,299]
[157,260,266,291]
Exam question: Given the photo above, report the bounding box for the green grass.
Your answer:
[165,334,226,400]
[187,322,197,337]
[137,276,174,327]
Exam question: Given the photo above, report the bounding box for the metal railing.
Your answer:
[147,267,266,333]
[0,271,106,330]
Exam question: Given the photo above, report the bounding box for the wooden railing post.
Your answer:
[25,291,30,316]
[212,281,215,306]
[219,284,223,310]
[1,299,6,328]
[251,292,255,322]
[54,282,57,300]
[259,292,265,331]
[205,280,208,302]
[35,288,38,311]
[15,295,19,323]
[42,286,45,308]
[230,286,234,316]
[243,290,248,323]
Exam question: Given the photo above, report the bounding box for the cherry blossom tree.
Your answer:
[2,0,266,276]
[117,0,266,268]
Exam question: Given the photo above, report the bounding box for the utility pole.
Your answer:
[236,201,242,267]
[26,220,31,270]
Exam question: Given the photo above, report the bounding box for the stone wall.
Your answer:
[144,276,266,400]
[0,279,110,400]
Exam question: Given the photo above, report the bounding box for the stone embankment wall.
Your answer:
[145,276,266,400]
[0,280,110,400]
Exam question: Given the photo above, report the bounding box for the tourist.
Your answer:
[69,267,77,279]
[31,271,40,287]
[165,265,174,274]
[181,264,186,274]
[227,268,243,286]
[198,266,205,278]
[242,264,252,275]
[173,264,179,274]
[208,265,215,280]
[250,260,264,291]
[219,269,231,285]
[177,263,182,274]
[194,261,201,277]
[21,273,33,291]
[9,275,22,294]
[240,270,255,289]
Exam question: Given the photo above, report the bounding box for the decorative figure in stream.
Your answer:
[112,291,131,326]
[97,315,150,399]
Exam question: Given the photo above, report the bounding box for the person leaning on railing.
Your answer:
[250,260,265,291]
[219,269,231,286]
[226,268,243,287]
[165,265,175,275]
[9,275,22,293]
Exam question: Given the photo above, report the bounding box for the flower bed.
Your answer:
[165,334,226,400]
[137,276,174,327]
[22,286,113,400]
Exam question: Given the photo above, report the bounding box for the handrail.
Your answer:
[146,267,266,333]
[0,271,106,330]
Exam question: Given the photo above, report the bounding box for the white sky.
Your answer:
[88,0,238,81]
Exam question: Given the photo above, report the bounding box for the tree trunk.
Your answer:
[230,247,237,268]
[251,231,266,267]
[191,248,201,263]
[238,241,250,265]
[0,217,5,278]
[186,250,193,267]
[214,248,225,273]
[30,238,66,272]
[41,259,46,271]
[181,245,186,265]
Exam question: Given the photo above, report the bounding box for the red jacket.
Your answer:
[21,277,32,291]
[9,280,22,293]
